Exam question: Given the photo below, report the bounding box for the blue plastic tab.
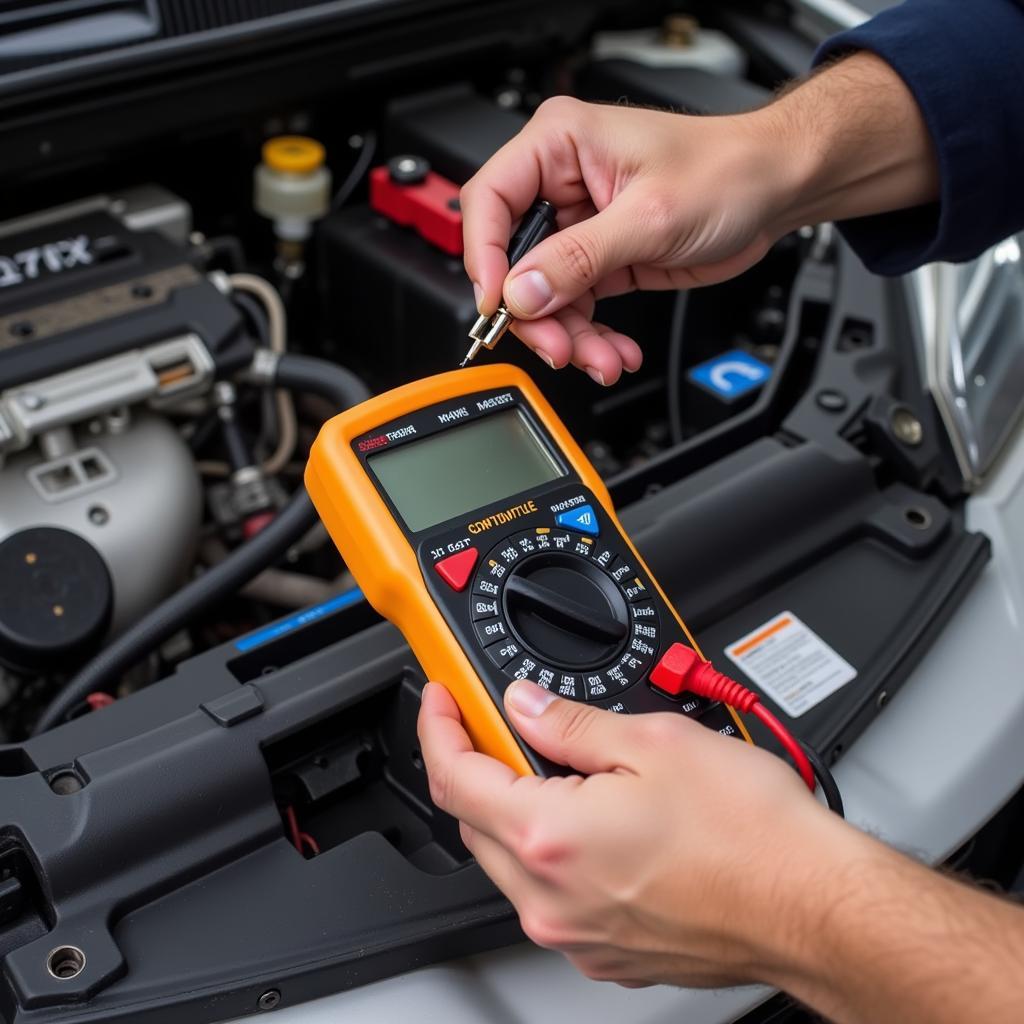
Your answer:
[688,349,771,401]
[556,504,600,536]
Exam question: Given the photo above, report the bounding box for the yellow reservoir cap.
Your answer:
[262,136,325,176]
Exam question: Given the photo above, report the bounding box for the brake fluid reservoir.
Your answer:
[254,136,332,269]
[591,14,745,76]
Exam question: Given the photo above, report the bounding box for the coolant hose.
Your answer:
[33,354,370,735]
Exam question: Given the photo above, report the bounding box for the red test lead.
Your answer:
[649,642,817,793]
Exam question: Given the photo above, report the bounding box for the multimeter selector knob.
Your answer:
[503,553,630,670]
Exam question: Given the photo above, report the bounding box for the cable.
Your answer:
[650,643,834,801]
[666,290,689,447]
[228,274,298,477]
[32,353,371,735]
[231,290,283,468]
[330,130,377,211]
[800,740,844,817]
[283,805,320,857]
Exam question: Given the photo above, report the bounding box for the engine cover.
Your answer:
[0,413,202,634]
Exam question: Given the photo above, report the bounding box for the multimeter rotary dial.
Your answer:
[470,527,661,703]
[503,553,629,669]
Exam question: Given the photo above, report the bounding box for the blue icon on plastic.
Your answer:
[556,504,600,536]
[688,350,771,401]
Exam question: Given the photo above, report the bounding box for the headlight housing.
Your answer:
[910,234,1024,486]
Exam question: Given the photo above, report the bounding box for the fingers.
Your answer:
[417,682,538,844]
[461,96,597,315]
[459,820,533,904]
[512,300,643,384]
[503,680,649,775]
[503,197,652,321]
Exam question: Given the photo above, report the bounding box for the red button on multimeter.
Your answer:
[434,547,479,591]
[305,365,751,777]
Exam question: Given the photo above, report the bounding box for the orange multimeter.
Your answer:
[305,364,750,776]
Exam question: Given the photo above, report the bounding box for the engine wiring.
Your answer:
[283,804,321,857]
[330,129,378,211]
[196,272,298,478]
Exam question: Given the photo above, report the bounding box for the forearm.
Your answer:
[747,816,1024,1023]
[753,52,939,240]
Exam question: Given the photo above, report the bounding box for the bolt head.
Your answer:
[258,989,281,1010]
[891,407,924,447]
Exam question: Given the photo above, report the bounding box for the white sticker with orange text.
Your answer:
[724,612,856,718]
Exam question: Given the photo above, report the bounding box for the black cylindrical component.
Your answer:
[507,200,557,267]
[32,354,370,735]
[0,528,112,673]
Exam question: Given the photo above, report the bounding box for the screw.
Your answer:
[88,505,110,526]
[19,392,43,411]
[131,283,153,299]
[816,389,848,413]
[258,989,281,1011]
[396,157,418,175]
[890,407,923,447]
[50,772,84,795]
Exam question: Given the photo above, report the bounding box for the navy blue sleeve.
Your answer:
[813,0,1024,275]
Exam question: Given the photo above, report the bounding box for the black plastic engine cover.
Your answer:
[0,209,250,390]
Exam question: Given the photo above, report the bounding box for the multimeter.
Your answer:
[306,364,750,776]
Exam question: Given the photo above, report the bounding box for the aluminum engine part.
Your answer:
[0,413,202,635]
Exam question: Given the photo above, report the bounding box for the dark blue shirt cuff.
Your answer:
[813,0,1024,275]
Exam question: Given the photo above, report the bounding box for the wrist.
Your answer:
[748,52,940,239]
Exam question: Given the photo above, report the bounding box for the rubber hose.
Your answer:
[32,354,370,734]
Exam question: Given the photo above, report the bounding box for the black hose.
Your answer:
[33,354,370,735]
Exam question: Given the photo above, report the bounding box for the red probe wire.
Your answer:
[651,644,817,792]
[283,804,320,857]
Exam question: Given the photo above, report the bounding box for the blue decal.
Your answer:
[234,587,365,653]
[556,504,600,536]
[688,350,771,401]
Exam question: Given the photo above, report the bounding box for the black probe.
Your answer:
[460,199,558,367]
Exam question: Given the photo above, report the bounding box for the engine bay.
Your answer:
[0,3,995,1021]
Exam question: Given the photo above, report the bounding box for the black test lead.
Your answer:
[460,199,558,367]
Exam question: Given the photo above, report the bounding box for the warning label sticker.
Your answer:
[724,612,856,718]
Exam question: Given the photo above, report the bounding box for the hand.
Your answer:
[461,97,785,385]
[417,679,857,989]
[461,54,938,386]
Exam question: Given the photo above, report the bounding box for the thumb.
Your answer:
[503,680,641,774]
[502,199,649,320]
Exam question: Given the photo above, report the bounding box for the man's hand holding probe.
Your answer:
[459,53,937,385]
[419,48,1024,1024]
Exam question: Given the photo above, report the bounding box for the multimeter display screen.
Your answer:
[368,408,564,532]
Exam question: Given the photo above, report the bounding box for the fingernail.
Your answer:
[506,680,558,718]
[472,281,485,313]
[585,366,606,386]
[506,270,553,316]
[536,349,557,370]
